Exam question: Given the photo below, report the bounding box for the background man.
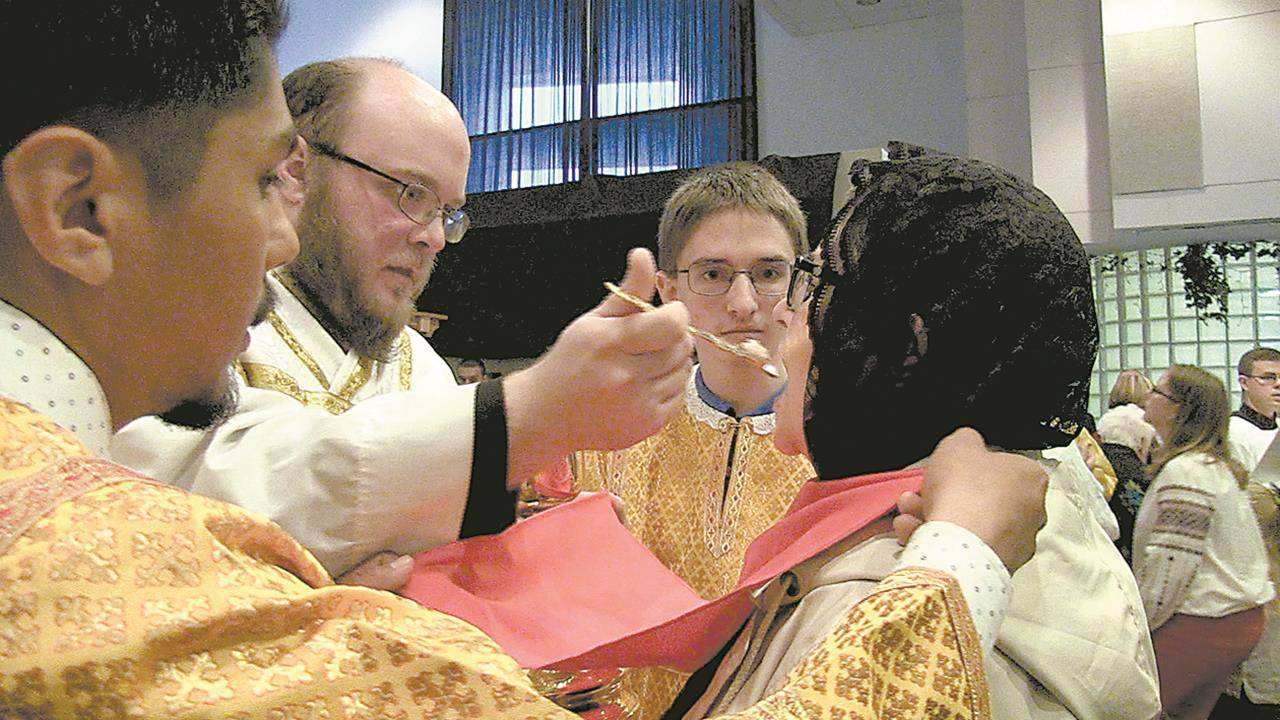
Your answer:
[1215,348,1280,718]
[113,57,694,577]
[1229,347,1280,474]
[574,163,816,718]
[456,358,486,384]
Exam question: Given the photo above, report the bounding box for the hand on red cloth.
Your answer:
[400,468,924,672]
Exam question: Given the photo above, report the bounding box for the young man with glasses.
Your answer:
[111,57,696,583]
[1229,347,1280,474]
[1218,347,1280,718]
[573,162,817,718]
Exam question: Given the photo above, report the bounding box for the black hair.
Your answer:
[805,145,1098,478]
[1,0,287,198]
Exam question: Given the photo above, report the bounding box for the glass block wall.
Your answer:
[1090,243,1280,417]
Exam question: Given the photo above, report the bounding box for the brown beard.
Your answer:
[285,177,432,361]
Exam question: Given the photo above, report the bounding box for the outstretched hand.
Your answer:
[504,249,694,486]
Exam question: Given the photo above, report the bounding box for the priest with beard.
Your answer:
[111,57,696,579]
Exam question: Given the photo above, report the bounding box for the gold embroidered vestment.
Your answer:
[0,396,990,719]
[575,382,815,719]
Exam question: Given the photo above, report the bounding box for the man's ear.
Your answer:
[655,270,678,305]
[277,135,308,225]
[2,127,127,286]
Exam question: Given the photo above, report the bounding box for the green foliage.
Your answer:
[1095,240,1280,324]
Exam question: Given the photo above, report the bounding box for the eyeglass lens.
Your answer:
[686,260,791,296]
[399,185,469,244]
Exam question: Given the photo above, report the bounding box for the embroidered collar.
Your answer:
[692,366,784,419]
[1235,403,1278,431]
[0,299,112,455]
[686,367,781,436]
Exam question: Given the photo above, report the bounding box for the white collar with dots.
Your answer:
[0,299,111,456]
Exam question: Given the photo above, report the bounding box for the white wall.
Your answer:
[1106,6,1280,232]
[754,2,968,157]
[277,0,445,88]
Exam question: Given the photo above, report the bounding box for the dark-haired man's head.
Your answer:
[0,0,298,430]
[456,359,486,385]
[773,144,1097,479]
[280,58,471,361]
[1237,347,1280,418]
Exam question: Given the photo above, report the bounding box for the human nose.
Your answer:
[724,273,759,317]
[409,213,447,254]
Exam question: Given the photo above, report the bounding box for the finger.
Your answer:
[893,513,924,545]
[896,491,924,519]
[613,301,691,356]
[594,248,658,318]
[933,426,985,455]
[622,337,695,384]
[604,491,627,527]
[336,553,414,591]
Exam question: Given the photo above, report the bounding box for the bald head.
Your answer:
[288,61,462,151]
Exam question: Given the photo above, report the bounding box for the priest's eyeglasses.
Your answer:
[308,140,470,244]
[678,259,792,297]
[785,255,824,310]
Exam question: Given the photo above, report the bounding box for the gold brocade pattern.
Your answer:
[575,398,814,720]
[0,395,989,718]
[0,397,572,718]
[720,568,991,720]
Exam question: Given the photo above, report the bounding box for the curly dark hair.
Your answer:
[804,143,1098,479]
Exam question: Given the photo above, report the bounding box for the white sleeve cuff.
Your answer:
[894,520,1012,655]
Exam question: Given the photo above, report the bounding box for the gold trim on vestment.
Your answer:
[333,356,375,401]
[397,331,413,391]
[261,311,415,405]
[239,361,354,415]
[266,311,330,389]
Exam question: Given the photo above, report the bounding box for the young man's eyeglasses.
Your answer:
[785,255,823,310]
[1243,373,1280,385]
[677,259,792,297]
[1149,386,1180,402]
[308,140,470,244]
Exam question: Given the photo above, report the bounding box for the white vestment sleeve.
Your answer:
[112,380,477,576]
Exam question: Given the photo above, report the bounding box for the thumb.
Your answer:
[594,247,657,318]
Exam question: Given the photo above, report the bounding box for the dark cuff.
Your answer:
[460,378,517,538]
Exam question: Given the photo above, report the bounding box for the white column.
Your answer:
[1025,0,1114,244]
[962,0,1033,181]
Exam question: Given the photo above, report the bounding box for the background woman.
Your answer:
[1136,364,1274,719]
[1100,369,1159,560]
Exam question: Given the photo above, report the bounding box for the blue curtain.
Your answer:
[447,0,755,193]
